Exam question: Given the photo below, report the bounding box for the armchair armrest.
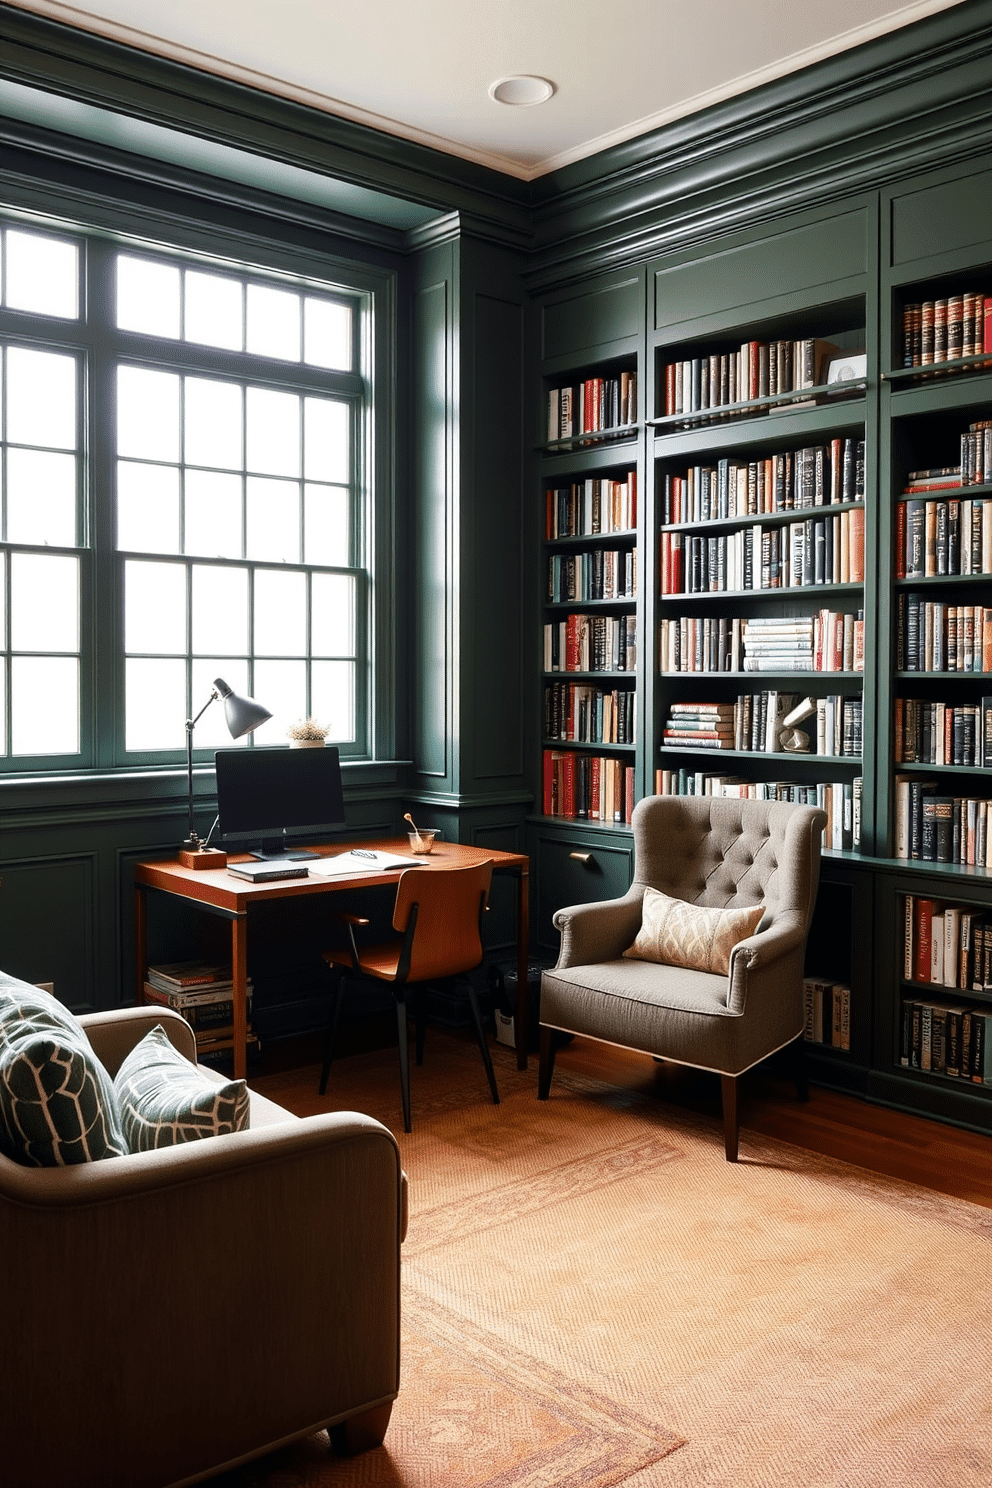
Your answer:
[726,911,808,1014]
[82,1004,197,1075]
[553,891,645,969]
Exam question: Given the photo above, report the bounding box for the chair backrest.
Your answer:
[630,795,826,934]
[391,860,494,983]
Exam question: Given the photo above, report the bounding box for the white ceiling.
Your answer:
[5,0,966,181]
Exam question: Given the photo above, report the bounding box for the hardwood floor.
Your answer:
[251,1022,992,1210]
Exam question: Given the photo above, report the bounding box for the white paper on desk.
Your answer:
[308,849,427,877]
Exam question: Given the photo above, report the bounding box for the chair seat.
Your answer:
[541,959,799,1077]
[324,944,403,981]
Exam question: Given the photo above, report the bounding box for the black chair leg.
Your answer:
[394,989,412,1134]
[414,985,427,1068]
[537,1024,556,1099]
[466,982,500,1106]
[318,979,347,1096]
[720,1074,739,1162]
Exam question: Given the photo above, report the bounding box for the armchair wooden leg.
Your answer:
[395,989,412,1133]
[331,1401,393,1455]
[466,982,500,1106]
[720,1074,739,1162]
[537,1024,556,1100]
[318,980,346,1096]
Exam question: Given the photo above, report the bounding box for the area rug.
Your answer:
[218,1037,992,1488]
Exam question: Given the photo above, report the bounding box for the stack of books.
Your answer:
[143,960,253,1044]
[662,702,735,749]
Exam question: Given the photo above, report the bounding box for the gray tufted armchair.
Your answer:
[537,794,827,1160]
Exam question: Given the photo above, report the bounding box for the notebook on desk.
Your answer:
[308,848,427,878]
[226,861,310,882]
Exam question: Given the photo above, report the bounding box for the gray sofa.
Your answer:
[0,998,406,1488]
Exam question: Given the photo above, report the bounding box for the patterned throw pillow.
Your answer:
[114,1024,250,1152]
[0,977,127,1165]
[623,887,764,976]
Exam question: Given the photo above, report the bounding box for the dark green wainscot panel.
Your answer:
[0,854,97,1011]
[540,266,645,373]
[887,156,992,272]
[529,819,635,959]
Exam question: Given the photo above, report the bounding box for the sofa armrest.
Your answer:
[82,1003,197,1075]
[0,1109,405,1488]
[552,891,645,970]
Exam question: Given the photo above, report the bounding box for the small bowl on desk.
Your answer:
[408,831,437,854]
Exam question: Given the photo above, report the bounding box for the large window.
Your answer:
[0,220,373,770]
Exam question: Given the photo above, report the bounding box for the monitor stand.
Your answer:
[247,837,321,863]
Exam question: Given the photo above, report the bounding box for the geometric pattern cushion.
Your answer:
[623,886,764,976]
[113,1024,250,1152]
[0,979,127,1166]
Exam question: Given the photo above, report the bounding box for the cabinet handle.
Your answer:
[569,851,592,864]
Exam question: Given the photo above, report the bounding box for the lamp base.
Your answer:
[178,846,228,871]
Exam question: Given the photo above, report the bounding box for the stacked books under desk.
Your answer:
[143,960,255,1050]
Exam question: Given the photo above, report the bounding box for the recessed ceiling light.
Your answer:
[488,76,555,108]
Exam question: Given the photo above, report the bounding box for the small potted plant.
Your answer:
[286,717,328,748]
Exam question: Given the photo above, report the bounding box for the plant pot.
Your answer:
[289,738,326,748]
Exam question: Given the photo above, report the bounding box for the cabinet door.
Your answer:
[533,828,634,955]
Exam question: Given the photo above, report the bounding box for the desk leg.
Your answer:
[514,866,530,1071]
[231,914,248,1081]
[134,886,147,1006]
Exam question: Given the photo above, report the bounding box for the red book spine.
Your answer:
[896,500,907,578]
[914,898,935,983]
[562,752,576,817]
[984,297,992,355]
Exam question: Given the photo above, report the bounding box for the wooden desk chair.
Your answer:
[319,860,500,1132]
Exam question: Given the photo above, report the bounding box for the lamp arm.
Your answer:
[184,688,220,849]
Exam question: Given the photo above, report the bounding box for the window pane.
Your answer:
[254,568,307,656]
[0,558,5,647]
[12,656,79,754]
[6,448,76,546]
[124,560,186,654]
[184,470,243,558]
[125,657,186,750]
[117,366,180,462]
[251,659,305,742]
[304,297,351,371]
[117,255,180,338]
[6,231,78,319]
[117,462,181,553]
[246,476,300,563]
[7,348,76,449]
[0,657,5,752]
[185,271,243,350]
[304,397,349,484]
[303,484,349,567]
[246,284,300,361]
[246,388,300,476]
[312,660,355,744]
[191,565,248,655]
[10,553,78,651]
[311,572,355,656]
[191,660,251,750]
[184,378,243,470]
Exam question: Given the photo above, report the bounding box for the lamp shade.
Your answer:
[214,677,272,739]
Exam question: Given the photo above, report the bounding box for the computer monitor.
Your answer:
[214,745,347,860]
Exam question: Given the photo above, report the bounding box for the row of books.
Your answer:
[894,697,992,768]
[900,998,992,1083]
[658,611,864,675]
[547,373,637,442]
[662,694,861,758]
[542,749,635,823]
[660,337,840,419]
[652,771,862,850]
[894,779,992,866]
[897,495,992,579]
[896,596,992,673]
[546,548,637,603]
[660,509,865,595]
[902,893,992,991]
[543,683,636,746]
[545,474,638,539]
[900,293,992,366]
[660,439,865,524]
[803,978,851,1048]
[543,614,637,674]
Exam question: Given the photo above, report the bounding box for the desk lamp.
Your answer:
[179,677,271,869]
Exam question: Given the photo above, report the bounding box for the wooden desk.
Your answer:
[134,839,531,1079]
